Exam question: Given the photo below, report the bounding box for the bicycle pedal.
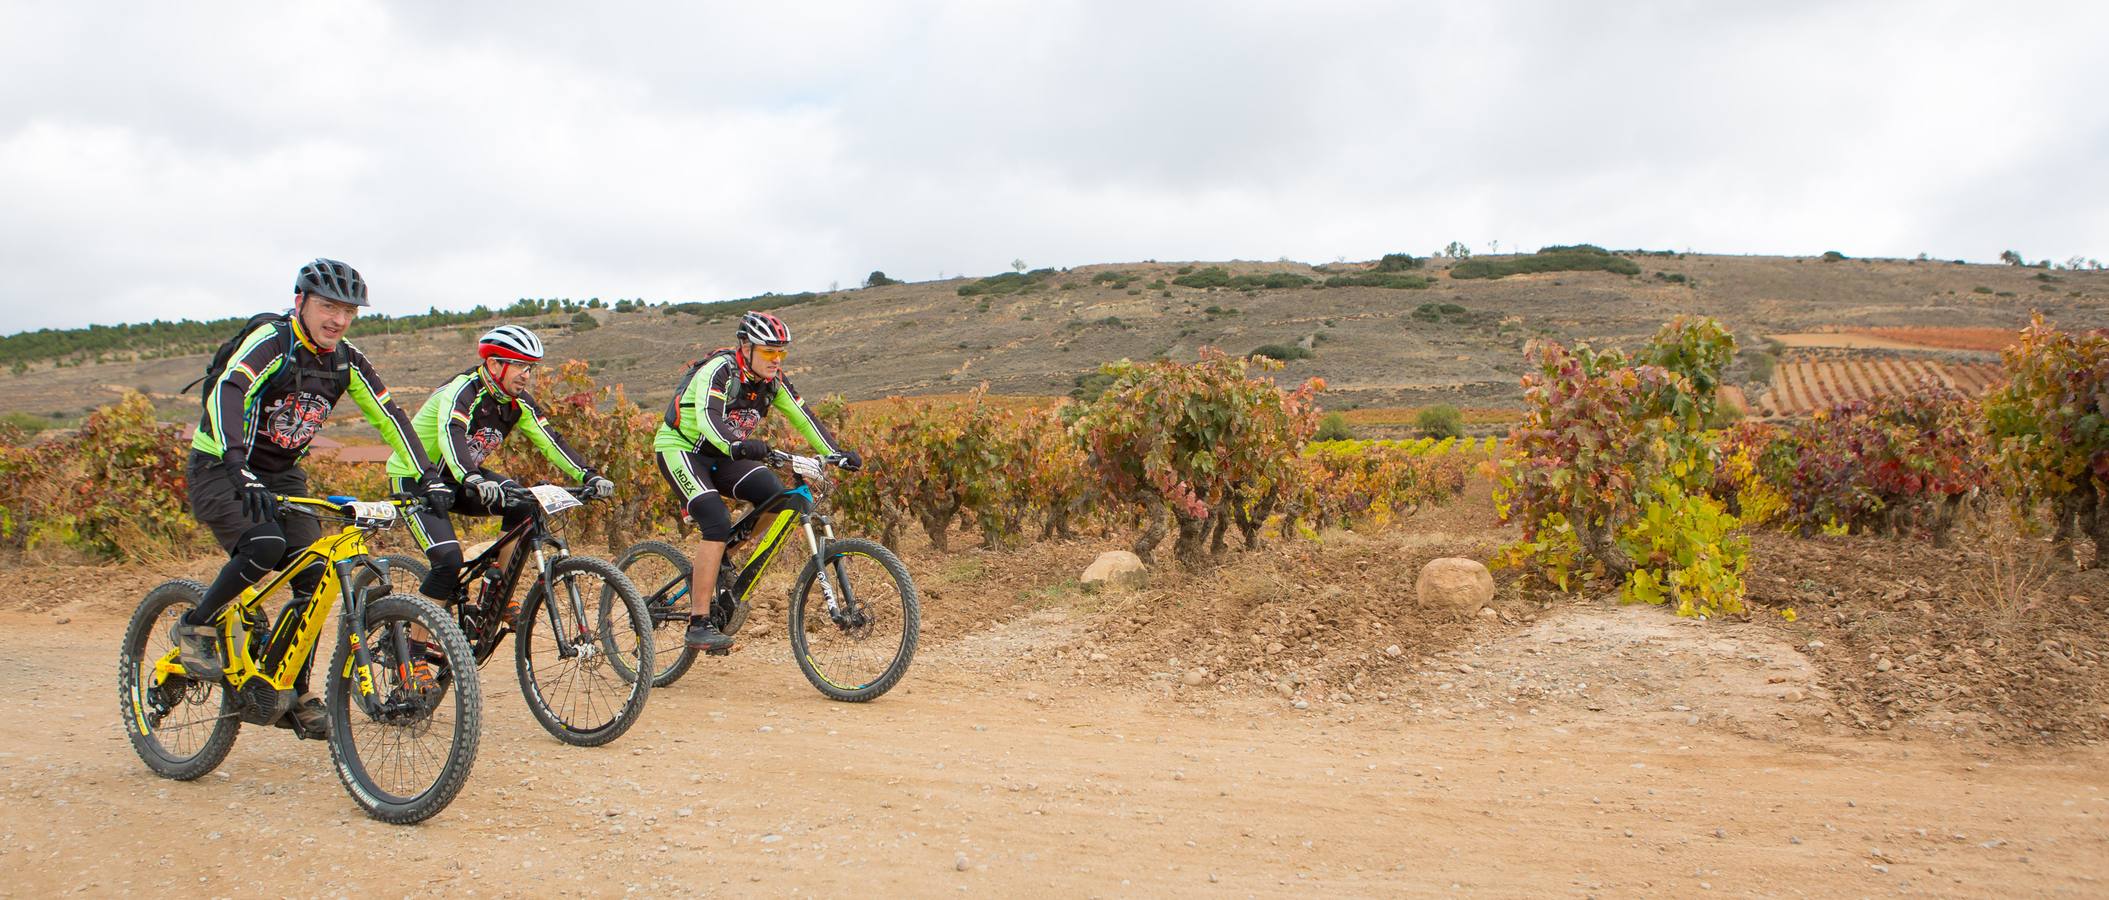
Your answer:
[704,644,735,657]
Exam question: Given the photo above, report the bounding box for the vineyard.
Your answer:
[0,355,1476,568]
[1754,352,2005,417]
[4,315,2105,597]
[1494,313,2108,618]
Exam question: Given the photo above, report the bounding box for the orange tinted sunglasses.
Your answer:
[753,346,789,362]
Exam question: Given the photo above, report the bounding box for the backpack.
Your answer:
[666,347,767,432]
[184,312,346,402]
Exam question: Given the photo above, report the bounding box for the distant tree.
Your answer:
[864,270,900,288]
[1415,404,1465,439]
[2000,249,2025,266]
[1011,259,1028,274]
[1442,241,1473,260]
[1313,412,1354,441]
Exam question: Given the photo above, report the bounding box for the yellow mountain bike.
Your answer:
[118,494,483,825]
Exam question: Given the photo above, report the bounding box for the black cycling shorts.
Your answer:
[655,449,782,539]
[186,451,319,554]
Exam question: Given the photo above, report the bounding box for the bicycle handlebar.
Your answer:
[766,450,855,470]
[272,493,425,526]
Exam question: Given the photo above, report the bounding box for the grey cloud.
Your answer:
[2,0,2105,333]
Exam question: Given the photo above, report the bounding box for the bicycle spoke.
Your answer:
[519,559,651,744]
[798,550,909,691]
[341,613,456,801]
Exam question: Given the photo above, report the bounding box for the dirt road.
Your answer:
[3,606,2105,898]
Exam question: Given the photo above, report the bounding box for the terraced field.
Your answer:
[1754,353,2005,417]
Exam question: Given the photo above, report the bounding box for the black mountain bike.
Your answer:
[615,451,919,701]
[354,484,653,746]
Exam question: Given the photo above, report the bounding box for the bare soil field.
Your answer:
[4,491,2106,896]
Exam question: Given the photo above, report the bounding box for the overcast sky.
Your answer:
[3,1,2104,333]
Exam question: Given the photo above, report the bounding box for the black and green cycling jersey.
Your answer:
[653,349,838,457]
[386,366,593,482]
[191,315,430,475]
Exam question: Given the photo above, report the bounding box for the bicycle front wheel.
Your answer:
[613,540,699,688]
[119,580,239,780]
[327,593,482,825]
[789,538,920,703]
[516,555,653,746]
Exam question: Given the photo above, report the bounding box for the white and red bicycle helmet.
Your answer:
[477,325,545,362]
[737,311,791,347]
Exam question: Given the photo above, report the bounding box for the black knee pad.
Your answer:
[427,542,464,575]
[231,526,289,580]
[687,494,731,543]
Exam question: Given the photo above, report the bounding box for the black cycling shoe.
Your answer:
[170,621,225,679]
[282,694,330,740]
[685,617,733,652]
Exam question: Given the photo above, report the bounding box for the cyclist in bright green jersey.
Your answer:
[386,325,614,607]
[654,311,859,651]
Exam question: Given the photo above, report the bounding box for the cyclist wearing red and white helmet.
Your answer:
[654,310,860,651]
[387,324,615,606]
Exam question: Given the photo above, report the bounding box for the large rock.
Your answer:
[1416,557,1494,619]
[1081,550,1148,588]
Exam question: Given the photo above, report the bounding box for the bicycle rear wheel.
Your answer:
[613,540,700,688]
[119,580,239,780]
[327,593,481,825]
[516,555,653,746]
[788,538,919,702]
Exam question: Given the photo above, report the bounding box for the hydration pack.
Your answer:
[184,312,347,402]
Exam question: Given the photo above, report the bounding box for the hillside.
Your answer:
[4,253,2106,440]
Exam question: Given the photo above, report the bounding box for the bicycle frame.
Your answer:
[442,486,606,662]
[142,496,407,727]
[649,474,861,627]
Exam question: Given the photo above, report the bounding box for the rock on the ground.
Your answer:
[1416,557,1495,619]
[1082,551,1148,588]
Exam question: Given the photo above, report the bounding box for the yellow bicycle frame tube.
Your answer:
[150,497,382,694]
[731,509,803,604]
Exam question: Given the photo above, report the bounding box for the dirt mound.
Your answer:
[1050,525,1517,706]
[1743,531,2109,744]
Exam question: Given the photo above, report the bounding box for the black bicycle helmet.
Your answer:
[295,258,368,306]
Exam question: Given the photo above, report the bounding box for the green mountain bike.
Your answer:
[615,451,918,701]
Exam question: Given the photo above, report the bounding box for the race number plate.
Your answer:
[528,484,582,514]
[348,501,398,526]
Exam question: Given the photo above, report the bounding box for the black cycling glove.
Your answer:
[420,469,456,515]
[230,463,277,524]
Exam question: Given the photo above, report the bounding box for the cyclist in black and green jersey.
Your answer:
[386,325,615,609]
[176,258,452,736]
[655,311,860,651]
